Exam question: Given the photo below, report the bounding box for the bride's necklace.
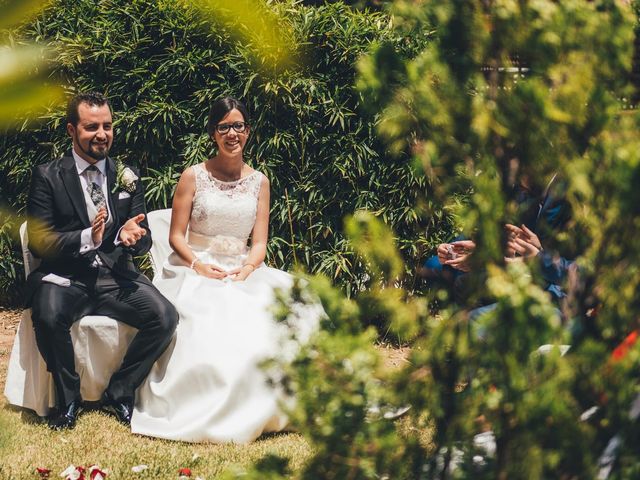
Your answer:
[205,159,246,182]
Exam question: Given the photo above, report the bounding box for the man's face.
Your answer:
[67,102,113,163]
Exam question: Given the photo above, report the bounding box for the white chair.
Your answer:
[147,209,172,278]
[4,209,172,416]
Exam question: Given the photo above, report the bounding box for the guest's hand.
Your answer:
[506,224,541,259]
[517,224,542,250]
[444,240,476,272]
[507,237,540,258]
[193,262,227,279]
[91,207,107,244]
[504,224,523,258]
[120,213,147,247]
[437,243,452,265]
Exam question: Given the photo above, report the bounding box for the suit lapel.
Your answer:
[59,154,91,227]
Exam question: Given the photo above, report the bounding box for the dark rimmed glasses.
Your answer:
[215,121,248,135]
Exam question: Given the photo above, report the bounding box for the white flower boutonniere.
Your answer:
[112,160,139,194]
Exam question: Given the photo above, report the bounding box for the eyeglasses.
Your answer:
[215,121,248,135]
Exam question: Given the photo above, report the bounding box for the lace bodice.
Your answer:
[189,163,263,244]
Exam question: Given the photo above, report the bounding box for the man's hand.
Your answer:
[505,223,542,259]
[193,261,228,279]
[443,240,476,272]
[91,208,107,245]
[120,213,147,247]
[517,224,542,251]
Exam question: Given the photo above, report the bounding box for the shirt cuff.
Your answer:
[80,227,101,254]
[114,226,124,246]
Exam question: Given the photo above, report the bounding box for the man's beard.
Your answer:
[85,141,110,160]
[76,135,110,160]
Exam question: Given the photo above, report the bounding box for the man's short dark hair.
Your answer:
[66,92,111,126]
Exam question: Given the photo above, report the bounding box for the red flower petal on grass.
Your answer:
[88,465,108,480]
[60,465,86,480]
[36,467,51,478]
[178,467,192,476]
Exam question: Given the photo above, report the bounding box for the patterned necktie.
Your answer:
[86,165,108,219]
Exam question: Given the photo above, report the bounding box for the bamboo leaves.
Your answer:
[0,0,440,301]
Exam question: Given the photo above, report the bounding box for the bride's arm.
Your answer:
[232,175,270,281]
[169,167,227,279]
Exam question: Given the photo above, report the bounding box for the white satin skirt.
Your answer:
[131,240,319,443]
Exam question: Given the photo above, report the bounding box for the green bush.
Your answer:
[240,1,640,479]
[0,0,447,305]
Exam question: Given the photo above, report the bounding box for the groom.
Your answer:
[26,92,178,430]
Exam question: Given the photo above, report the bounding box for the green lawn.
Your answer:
[0,341,312,480]
[0,311,412,480]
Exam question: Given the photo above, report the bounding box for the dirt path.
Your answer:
[0,308,21,388]
[0,308,21,352]
[377,343,412,370]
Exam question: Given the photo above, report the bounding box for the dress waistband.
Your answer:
[188,231,248,256]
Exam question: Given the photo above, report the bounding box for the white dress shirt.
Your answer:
[72,149,114,255]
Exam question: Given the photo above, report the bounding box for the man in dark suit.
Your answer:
[26,92,178,430]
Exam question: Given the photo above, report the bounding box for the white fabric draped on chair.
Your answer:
[4,209,172,416]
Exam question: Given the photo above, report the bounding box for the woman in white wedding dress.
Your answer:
[131,97,319,443]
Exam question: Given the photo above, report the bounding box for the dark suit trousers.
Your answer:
[30,266,178,407]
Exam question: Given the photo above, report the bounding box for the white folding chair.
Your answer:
[147,209,172,279]
[4,210,172,416]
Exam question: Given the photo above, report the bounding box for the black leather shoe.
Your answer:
[102,394,133,426]
[48,400,83,430]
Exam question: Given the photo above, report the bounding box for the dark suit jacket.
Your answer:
[25,151,152,305]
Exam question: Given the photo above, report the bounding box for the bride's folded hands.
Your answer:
[192,260,228,279]
[227,263,256,281]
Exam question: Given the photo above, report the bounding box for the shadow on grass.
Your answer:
[3,403,45,425]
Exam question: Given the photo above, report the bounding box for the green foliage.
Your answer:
[0,0,65,128]
[0,210,23,304]
[263,268,418,480]
[243,1,640,479]
[0,0,444,304]
[3,0,639,478]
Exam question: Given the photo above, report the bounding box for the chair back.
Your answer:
[147,209,172,279]
[19,222,40,277]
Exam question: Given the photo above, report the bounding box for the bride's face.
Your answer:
[212,108,249,156]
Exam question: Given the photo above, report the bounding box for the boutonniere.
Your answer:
[112,159,139,194]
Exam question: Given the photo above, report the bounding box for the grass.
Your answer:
[0,312,415,480]
[0,341,312,480]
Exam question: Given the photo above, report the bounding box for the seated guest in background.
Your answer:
[26,92,178,430]
[424,173,575,323]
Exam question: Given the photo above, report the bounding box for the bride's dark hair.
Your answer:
[207,97,251,138]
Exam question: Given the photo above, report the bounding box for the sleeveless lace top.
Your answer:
[189,164,263,252]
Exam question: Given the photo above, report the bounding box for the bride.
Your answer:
[131,97,319,442]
